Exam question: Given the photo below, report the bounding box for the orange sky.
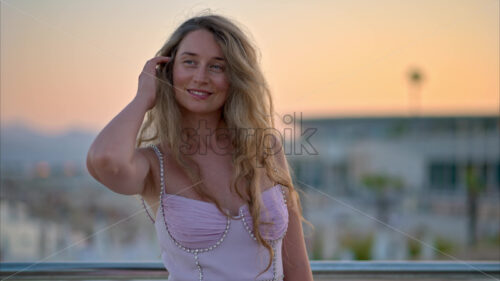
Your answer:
[1,0,498,134]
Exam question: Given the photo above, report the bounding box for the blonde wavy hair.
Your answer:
[136,14,304,276]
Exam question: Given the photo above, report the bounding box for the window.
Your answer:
[429,162,457,191]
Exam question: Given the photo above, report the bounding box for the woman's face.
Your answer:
[172,29,230,115]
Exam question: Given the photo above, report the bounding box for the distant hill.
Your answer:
[0,121,97,167]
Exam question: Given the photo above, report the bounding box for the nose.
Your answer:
[193,65,209,84]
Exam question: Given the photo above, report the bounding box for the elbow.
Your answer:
[86,154,136,195]
[86,150,121,179]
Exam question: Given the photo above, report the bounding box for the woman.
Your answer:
[86,14,313,281]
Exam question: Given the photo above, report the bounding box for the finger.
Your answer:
[154,56,171,68]
[151,56,171,64]
[156,56,171,61]
[143,56,171,73]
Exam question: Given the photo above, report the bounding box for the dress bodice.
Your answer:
[142,144,289,281]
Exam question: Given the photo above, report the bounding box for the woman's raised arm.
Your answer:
[86,56,170,195]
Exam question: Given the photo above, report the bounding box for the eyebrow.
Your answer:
[180,52,225,61]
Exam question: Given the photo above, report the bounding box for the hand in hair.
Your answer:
[136,56,171,110]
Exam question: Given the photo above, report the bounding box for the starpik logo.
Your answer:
[178,112,318,160]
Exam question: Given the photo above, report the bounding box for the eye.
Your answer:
[183,60,195,66]
[210,64,224,72]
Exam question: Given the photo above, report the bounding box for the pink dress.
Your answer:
[142,144,289,281]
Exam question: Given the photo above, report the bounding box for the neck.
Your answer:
[180,109,230,155]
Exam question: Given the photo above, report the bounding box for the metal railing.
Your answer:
[1,261,499,280]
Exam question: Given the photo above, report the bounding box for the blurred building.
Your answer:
[286,115,499,197]
[283,114,499,260]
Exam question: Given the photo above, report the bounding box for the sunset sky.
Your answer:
[1,0,499,135]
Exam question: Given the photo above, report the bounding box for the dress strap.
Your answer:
[148,144,166,195]
[279,185,288,206]
[140,143,166,224]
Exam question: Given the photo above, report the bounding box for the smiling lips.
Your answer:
[187,89,213,99]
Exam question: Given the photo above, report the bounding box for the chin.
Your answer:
[178,102,222,115]
[175,95,225,115]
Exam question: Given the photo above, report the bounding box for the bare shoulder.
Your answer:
[268,134,298,207]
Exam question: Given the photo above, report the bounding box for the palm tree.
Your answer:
[361,173,404,224]
[407,67,425,117]
[465,164,486,246]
